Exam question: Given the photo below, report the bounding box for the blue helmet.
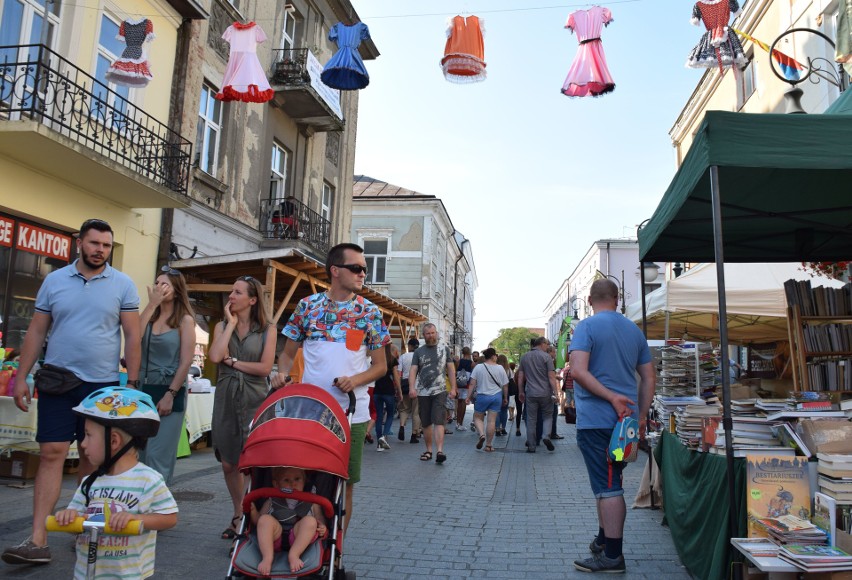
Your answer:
[72,387,160,438]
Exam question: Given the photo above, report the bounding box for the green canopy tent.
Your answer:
[638,107,852,580]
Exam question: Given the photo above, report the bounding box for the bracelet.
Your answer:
[168,388,179,397]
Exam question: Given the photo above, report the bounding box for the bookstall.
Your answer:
[639,107,852,580]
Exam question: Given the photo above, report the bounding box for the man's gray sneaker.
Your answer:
[1,538,51,565]
[590,539,604,554]
[574,553,625,573]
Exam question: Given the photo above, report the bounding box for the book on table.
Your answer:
[731,537,781,558]
[771,423,812,457]
[779,543,852,563]
[812,492,838,546]
[747,455,811,538]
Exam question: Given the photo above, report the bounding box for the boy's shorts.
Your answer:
[37,380,119,443]
[473,392,502,413]
[418,392,447,428]
[577,428,625,499]
[348,421,367,484]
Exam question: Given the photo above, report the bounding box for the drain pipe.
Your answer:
[452,235,470,349]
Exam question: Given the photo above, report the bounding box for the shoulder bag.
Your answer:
[141,324,186,413]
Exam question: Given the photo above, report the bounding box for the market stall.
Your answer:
[638,108,852,580]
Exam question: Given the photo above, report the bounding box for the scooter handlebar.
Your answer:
[45,516,145,536]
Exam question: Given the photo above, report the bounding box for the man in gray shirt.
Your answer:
[517,336,560,453]
[408,323,457,464]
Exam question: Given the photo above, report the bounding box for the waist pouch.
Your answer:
[35,364,84,395]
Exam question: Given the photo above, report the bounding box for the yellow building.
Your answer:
[671,0,849,163]
[0,0,206,351]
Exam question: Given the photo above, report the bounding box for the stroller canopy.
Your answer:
[239,384,351,478]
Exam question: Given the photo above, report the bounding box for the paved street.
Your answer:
[0,413,688,579]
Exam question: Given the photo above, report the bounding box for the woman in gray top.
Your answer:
[138,267,196,485]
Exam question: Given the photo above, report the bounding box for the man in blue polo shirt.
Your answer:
[3,219,141,566]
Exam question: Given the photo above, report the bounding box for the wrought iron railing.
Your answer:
[270,48,311,85]
[260,196,331,255]
[0,44,191,194]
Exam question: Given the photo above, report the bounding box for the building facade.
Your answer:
[543,239,663,342]
[351,175,477,349]
[166,0,377,265]
[0,0,206,351]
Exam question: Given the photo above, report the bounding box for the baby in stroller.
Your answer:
[252,467,328,575]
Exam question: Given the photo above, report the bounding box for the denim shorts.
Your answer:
[577,428,625,499]
[473,392,502,413]
[36,380,119,444]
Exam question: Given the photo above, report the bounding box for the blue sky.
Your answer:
[351,1,708,348]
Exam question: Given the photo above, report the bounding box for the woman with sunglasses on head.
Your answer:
[138,266,196,485]
[208,275,277,541]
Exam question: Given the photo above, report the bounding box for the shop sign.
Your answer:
[16,222,72,261]
[0,215,13,247]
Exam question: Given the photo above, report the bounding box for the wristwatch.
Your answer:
[126,379,139,387]
[168,388,179,397]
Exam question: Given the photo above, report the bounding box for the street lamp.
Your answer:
[597,270,626,314]
[570,297,588,323]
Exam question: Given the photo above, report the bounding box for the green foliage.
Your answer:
[489,327,542,363]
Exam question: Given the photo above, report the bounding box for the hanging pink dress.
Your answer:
[561,6,615,98]
[216,22,274,103]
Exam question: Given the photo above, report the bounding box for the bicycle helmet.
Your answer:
[72,386,160,438]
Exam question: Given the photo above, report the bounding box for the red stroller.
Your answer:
[227,384,356,580]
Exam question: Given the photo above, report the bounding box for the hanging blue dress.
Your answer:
[321,22,371,90]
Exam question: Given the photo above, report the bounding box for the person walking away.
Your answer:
[208,276,277,541]
[53,387,177,578]
[516,337,560,453]
[496,354,514,435]
[3,218,141,566]
[547,345,565,441]
[408,323,457,464]
[569,279,655,573]
[397,338,421,443]
[374,344,402,452]
[138,266,196,484]
[273,243,389,532]
[454,347,474,431]
[466,348,508,452]
[510,362,524,436]
[562,363,576,422]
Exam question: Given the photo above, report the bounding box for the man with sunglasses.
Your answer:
[274,242,389,533]
[4,218,141,566]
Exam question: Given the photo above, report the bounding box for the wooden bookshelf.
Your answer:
[787,305,852,392]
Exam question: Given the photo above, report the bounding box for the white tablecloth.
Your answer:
[0,396,78,458]
[185,393,214,444]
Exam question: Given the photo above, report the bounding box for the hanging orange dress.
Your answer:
[441,15,486,83]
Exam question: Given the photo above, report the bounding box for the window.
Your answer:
[363,239,387,284]
[270,142,289,199]
[320,182,334,221]
[1,0,60,110]
[280,9,297,51]
[93,14,130,127]
[196,84,222,174]
[737,54,757,109]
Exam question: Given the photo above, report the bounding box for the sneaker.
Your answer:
[470,422,476,430]
[543,438,555,451]
[398,426,405,441]
[378,436,391,450]
[573,553,625,573]
[376,444,384,452]
[455,424,467,431]
[410,435,419,444]
[2,538,51,565]
[589,539,604,554]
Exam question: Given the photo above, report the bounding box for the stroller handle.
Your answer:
[46,516,144,536]
[332,378,357,416]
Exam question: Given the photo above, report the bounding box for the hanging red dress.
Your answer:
[441,15,486,83]
[216,22,274,103]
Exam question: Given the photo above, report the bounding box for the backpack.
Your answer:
[607,416,639,463]
[456,368,471,387]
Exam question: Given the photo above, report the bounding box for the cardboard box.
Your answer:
[0,451,39,479]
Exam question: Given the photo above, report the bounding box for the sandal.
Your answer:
[485,446,494,453]
[436,451,447,464]
[420,451,432,461]
[221,516,240,540]
[476,435,485,450]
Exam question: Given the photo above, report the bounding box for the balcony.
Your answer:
[259,197,331,257]
[0,44,191,208]
[269,48,344,133]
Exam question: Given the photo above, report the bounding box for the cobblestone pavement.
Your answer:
[0,411,689,579]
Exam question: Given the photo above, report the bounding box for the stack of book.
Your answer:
[757,515,828,545]
[675,403,721,448]
[711,417,789,456]
[818,452,852,503]
[842,398,852,419]
[756,398,790,415]
[778,544,852,572]
[731,398,758,415]
[652,395,704,432]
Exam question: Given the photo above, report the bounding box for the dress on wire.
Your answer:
[561,7,615,97]
[321,22,371,90]
[216,22,274,103]
[441,15,486,83]
[105,18,155,88]
[686,0,747,71]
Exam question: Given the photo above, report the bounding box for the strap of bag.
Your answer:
[482,364,501,389]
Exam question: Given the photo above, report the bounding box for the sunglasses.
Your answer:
[333,264,368,275]
[160,265,181,276]
[237,275,256,283]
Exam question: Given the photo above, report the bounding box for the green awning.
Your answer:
[825,86,852,114]
[638,110,852,263]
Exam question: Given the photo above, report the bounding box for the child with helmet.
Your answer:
[54,387,178,579]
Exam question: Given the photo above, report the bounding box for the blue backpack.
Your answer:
[607,416,639,463]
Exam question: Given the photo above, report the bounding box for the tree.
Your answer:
[489,327,542,363]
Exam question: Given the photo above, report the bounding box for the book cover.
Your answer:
[772,423,812,457]
[812,491,837,546]
[701,416,721,452]
[781,543,852,561]
[747,454,812,538]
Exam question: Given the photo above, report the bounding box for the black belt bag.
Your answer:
[35,364,84,395]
